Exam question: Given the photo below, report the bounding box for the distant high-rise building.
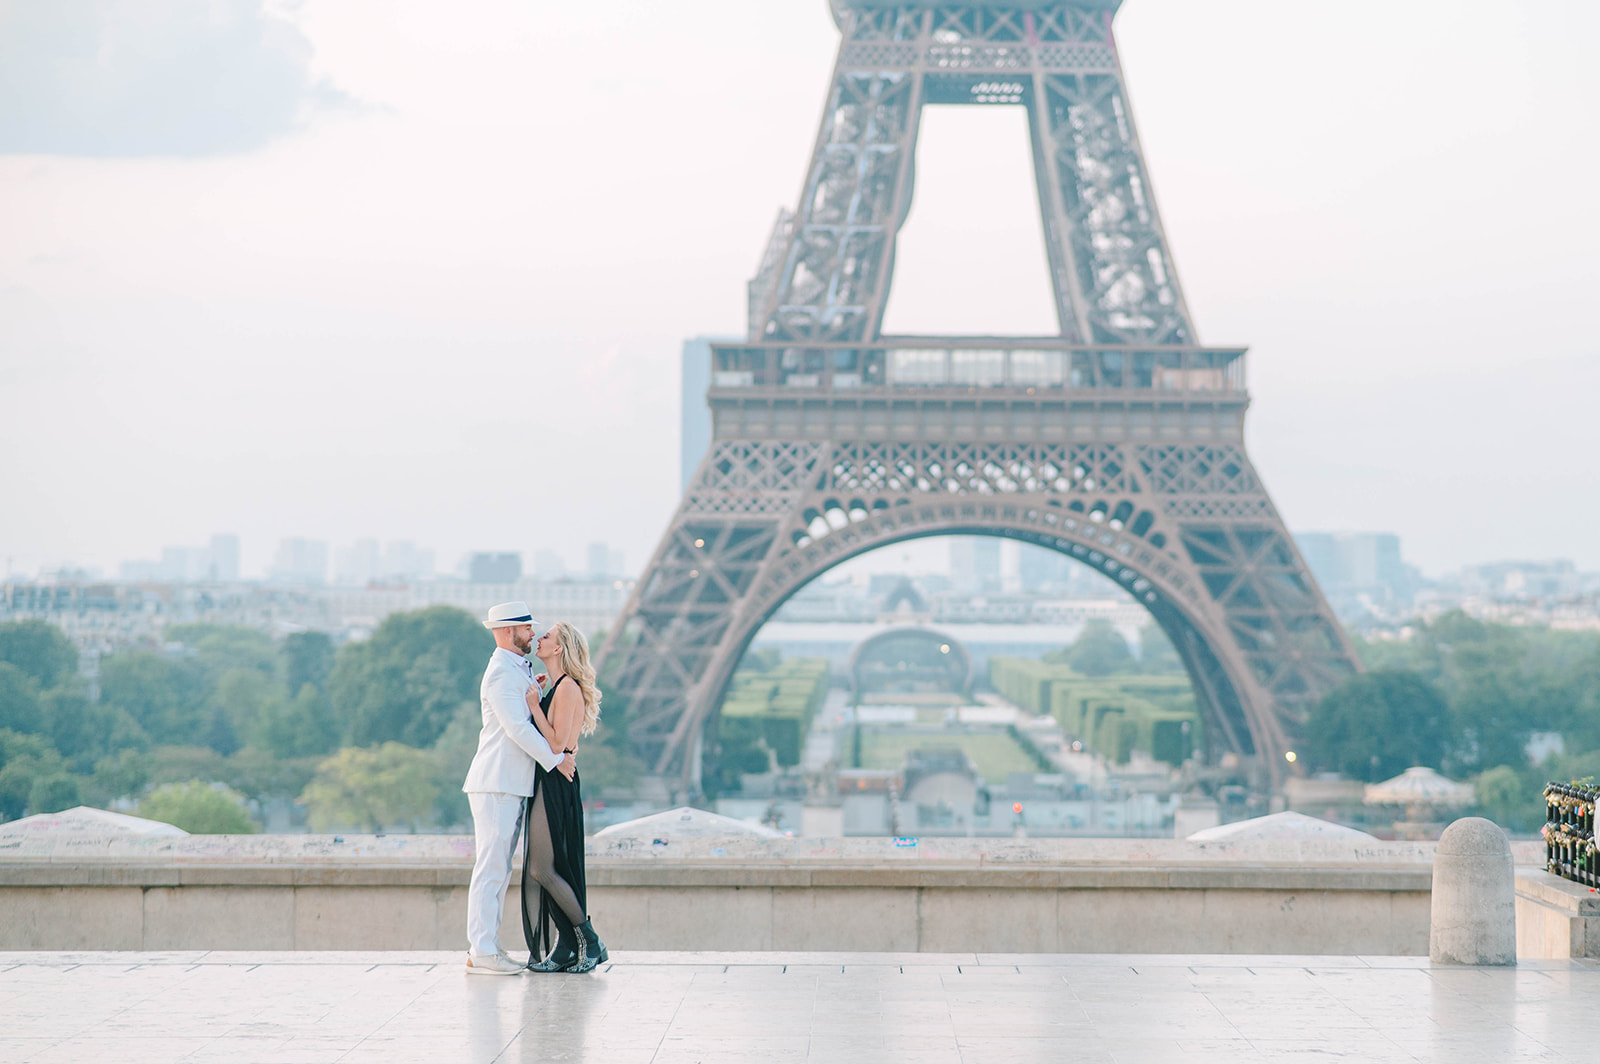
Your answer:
[586,542,626,579]
[950,537,1001,595]
[1457,559,1579,599]
[380,541,434,581]
[1018,543,1077,592]
[335,539,381,586]
[121,537,237,584]
[681,336,734,492]
[534,549,566,580]
[159,545,228,582]
[159,547,196,582]
[269,538,329,585]
[467,552,522,584]
[118,560,160,581]
[1294,532,1416,618]
[208,534,240,582]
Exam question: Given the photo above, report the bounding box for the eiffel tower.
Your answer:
[601,0,1360,792]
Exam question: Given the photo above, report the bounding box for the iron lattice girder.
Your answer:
[758,2,1189,346]
[841,4,1118,45]
[606,437,1356,779]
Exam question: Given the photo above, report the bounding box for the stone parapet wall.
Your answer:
[1515,868,1600,959]
[0,834,1548,955]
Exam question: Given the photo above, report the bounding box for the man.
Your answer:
[463,600,576,975]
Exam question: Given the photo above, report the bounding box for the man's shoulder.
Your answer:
[483,650,528,682]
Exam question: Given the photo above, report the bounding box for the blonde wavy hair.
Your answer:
[548,621,602,737]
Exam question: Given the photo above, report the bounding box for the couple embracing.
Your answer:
[462,601,609,975]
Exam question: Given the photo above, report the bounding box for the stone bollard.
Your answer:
[1430,816,1516,965]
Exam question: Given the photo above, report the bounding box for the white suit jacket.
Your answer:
[462,647,564,795]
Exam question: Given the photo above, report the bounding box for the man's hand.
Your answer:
[558,752,576,781]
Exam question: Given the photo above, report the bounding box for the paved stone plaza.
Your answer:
[2,951,1597,1063]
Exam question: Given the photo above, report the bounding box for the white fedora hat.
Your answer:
[483,601,538,629]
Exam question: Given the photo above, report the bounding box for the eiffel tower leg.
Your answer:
[599,441,823,784]
[603,437,1356,792]
[753,49,925,344]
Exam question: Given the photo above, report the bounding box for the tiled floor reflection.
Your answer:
[1,951,1596,1063]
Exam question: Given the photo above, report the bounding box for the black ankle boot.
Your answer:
[575,918,607,968]
[527,926,579,973]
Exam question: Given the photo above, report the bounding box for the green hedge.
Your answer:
[989,658,1199,766]
[715,657,829,768]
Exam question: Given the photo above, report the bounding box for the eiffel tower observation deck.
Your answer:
[601,0,1361,795]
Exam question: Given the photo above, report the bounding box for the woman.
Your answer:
[519,620,609,973]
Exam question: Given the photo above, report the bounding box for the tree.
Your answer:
[99,651,208,747]
[246,683,339,760]
[36,688,149,765]
[429,700,483,828]
[1450,672,1539,776]
[0,729,69,820]
[143,745,233,785]
[1346,614,1600,777]
[0,662,44,735]
[137,780,258,833]
[1472,765,1532,833]
[1558,644,1600,753]
[28,773,80,814]
[0,619,78,689]
[212,668,286,755]
[577,649,646,792]
[285,631,335,695]
[165,624,280,682]
[86,749,151,808]
[1064,620,1133,677]
[299,743,440,832]
[1137,623,1184,675]
[218,746,321,807]
[1305,671,1453,782]
[576,719,648,791]
[328,607,493,748]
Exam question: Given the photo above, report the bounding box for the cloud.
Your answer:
[0,0,347,156]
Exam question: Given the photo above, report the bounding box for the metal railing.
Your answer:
[709,339,1247,396]
[1544,781,1597,887]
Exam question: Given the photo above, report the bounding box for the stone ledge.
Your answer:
[0,831,1482,895]
[1514,867,1600,914]
[0,859,1433,892]
[5,832,1499,867]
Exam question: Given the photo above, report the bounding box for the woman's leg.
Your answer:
[526,785,586,927]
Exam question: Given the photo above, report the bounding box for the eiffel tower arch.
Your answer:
[601,0,1360,792]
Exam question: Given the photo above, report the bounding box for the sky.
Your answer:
[1,0,1596,581]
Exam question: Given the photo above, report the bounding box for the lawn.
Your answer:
[858,729,1040,783]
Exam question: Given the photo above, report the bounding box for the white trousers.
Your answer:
[466,791,526,957]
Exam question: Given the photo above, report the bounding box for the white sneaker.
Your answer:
[465,952,524,976]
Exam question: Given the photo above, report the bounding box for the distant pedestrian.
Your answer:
[462,601,575,976]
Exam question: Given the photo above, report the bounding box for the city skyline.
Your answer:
[17,524,1596,610]
[2,1,1597,580]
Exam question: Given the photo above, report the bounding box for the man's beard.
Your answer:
[513,634,533,655]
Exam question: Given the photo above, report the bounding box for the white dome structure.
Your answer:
[1363,766,1475,808]
[0,806,189,839]
[594,806,782,839]
[1187,810,1375,842]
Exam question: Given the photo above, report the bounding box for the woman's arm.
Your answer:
[524,685,561,751]
[547,681,585,753]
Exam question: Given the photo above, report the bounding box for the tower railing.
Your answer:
[709,340,1246,394]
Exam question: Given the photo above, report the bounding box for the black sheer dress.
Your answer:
[520,675,588,961]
